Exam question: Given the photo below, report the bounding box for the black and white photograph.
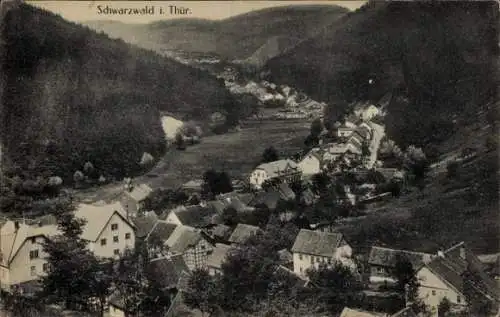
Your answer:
[0,0,498,316]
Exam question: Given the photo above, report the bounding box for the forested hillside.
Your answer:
[266,1,499,150]
[86,5,348,60]
[0,4,233,180]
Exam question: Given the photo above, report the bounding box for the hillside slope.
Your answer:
[266,1,498,147]
[85,5,348,60]
[0,4,233,179]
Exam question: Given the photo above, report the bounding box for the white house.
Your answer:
[415,242,500,316]
[291,229,355,277]
[249,159,302,189]
[0,220,60,290]
[74,202,136,259]
[297,150,322,176]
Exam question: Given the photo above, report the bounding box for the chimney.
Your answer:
[14,221,19,231]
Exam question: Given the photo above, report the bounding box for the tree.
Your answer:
[403,145,429,182]
[391,255,418,304]
[311,172,330,195]
[304,134,319,149]
[222,206,238,226]
[438,297,451,317]
[306,263,363,314]
[202,169,233,198]
[361,141,371,158]
[184,269,221,317]
[262,146,279,163]
[310,118,324,138]
[219,232,280,311]
[40,205,112,315]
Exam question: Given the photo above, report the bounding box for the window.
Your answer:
[113,249,120,255]
[111,223,118,231]
[100,239,107,246]
[31,237,36,244]
[327,258,332,264]
[30,266,36,276]
[300,267,303,273]
[457,296,461,303]
[113,236,119,243]
[316,257,321,263]
[299,254,303,260]
[310,256,314,264]
[125,233,131,240]
[432,290,436,296]
[43,263,49,272]
[29,250,39,260]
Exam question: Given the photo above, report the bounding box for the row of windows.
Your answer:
[100,233,131,246]
[298,253,332,265]
[30,263,49,276]
[429,289,461,303]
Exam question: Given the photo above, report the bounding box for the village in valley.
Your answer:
[0,80,498,317]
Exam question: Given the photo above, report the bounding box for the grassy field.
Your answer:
[72,119,310,203]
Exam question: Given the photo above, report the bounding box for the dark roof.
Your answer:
[368,246,434,268]
[422,242,500,303]
[208,200,226,214]
[391,307,417,317]
[228,224,262,244]
[167,227,205,254]
[175,205,218,228]
[291,229,344,257]
[147,221,177,243]
[134,214,159,238]
[426,256,466,294]
[249,190,281,210]
[277,183,296,201]
[210,224,233,240]
[148,255,190,289]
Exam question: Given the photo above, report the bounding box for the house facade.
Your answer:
[74,203,136,259]
[291,229,355,276]
[121,183,153,219]
[0,221,59,290]
[297,151,322,176]
[415,242,500,316]
[249,159,302,189]
[368,246,434,284]
[165,226,213,271]
[416,263,468,316]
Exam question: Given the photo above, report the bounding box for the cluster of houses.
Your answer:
[219,73,325,120]
[2,93,498,316]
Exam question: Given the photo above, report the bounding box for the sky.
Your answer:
[27,1,367,24]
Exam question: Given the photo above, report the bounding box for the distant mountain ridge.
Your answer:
[0,3,233,179]
[84,5,349,60]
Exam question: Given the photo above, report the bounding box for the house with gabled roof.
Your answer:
[297,149,322,176]
[144,220,177,258]
[415,242,500,316]
[228,224,262,245]
[248,190,281,211]
[207,243,232,276]
[249,159,302,189]
[340,307,387,317]
[368,246,435,284]
[108,254,189,317]
[74,202,135,259]
[121,183,153,219]
[163,205,219,229]
[291,229,355,276]
[0,220,60,290]
[165,226,213,270]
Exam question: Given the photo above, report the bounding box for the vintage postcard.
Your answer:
[0,0,498,316]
